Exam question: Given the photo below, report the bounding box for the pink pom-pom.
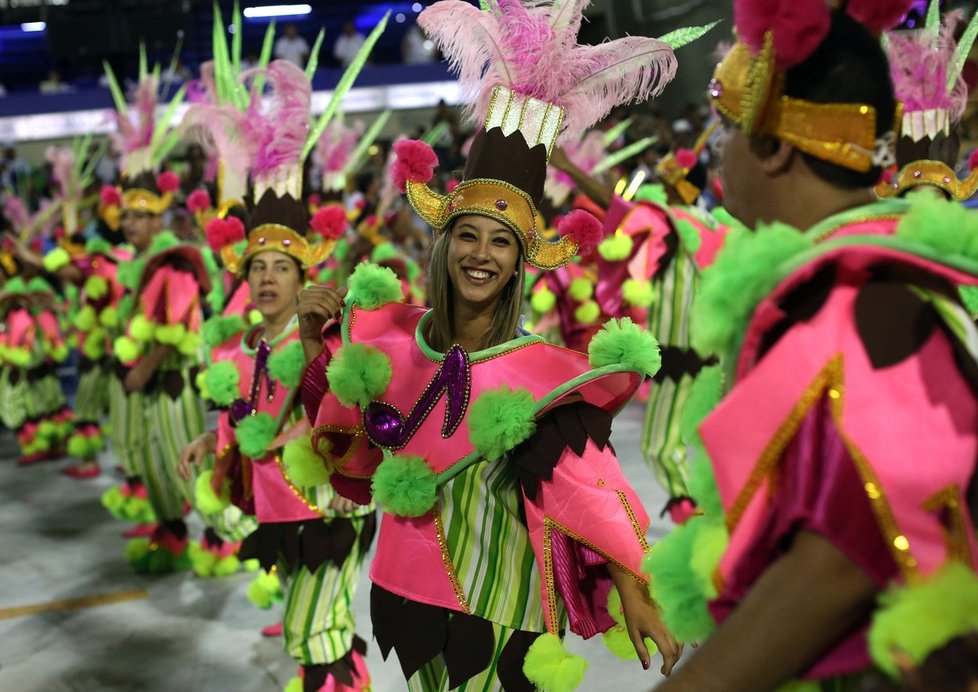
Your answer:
[675,149,698,170]
[205,218,230,254]
[157,171,181,194]
[846,0,914,35]
[391,139,438,193]
[968,149,978,173]
[187,189,212,214]
[734,0,831,70]
[310,205,348,240]
[100,185,121,208]
[557,209,602,256]
[223,216,245,244]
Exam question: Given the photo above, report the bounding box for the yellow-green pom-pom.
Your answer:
[195,470,230,515]
[283,676,303,692]
[622,278,655,308]
[188,541,218,577]
[574,300,600,325]
[203,360,240,406]
[155,323,187,346]
[589,317,661,377]
[326,343,392,408]
[113,336,141,364]
[6,347,31,367]
[246,570,282,609]
[98,307,119,328]
[602,625,656,661]
[267,340,306,389]
[176,330,200,356]
[348,261,403,309]
[531,287,557,314]
[282,435,330,487]
[248,309,263,325]
[235,412,279,458]
[598,233,634,261]
[371,452,438,517]
[195,371,210,400]
[523,632,588,692]
[569,277,594,302]
[74,305,97,332]
[130,314,156,342]
[468,385,537,461]
[42,247,70,273]
[84,276,109,300]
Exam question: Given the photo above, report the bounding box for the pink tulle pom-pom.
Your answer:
[675,149,698,170]
[557,209,602,256]
[224,216,245,244]
[961,149,978,174]
[310,205,348,240]
[391,140,438,193]
[157,171,181,194]
[846,0,914,34]
[734,0,831,70]
[100,185,121,208]
[205,218,229,254]
[187,189,212,214]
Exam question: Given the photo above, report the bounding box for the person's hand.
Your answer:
[178,431,217,481]
[611,566,684,675]
[328,494,360,513]
[123,363,152,393]
[298,286,347,342]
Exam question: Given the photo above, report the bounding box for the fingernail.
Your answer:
[642,660,649,670]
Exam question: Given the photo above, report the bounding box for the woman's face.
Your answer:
[446,214,520,312]
[121,209,161,252]
[246,250,303,323]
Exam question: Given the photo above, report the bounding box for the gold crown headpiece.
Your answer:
[709,35,897,173]
[655,120,719,205]
[875,160,978,202]
[221,223,337,277]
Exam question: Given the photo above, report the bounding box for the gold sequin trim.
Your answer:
[273,453,323,515]
[615,489,651,552]
[433,503,470,614]
[922,484,974,566]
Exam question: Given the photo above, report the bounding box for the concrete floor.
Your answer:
[0,402,681,691]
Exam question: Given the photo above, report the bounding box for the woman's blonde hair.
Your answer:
[425,222,525,353]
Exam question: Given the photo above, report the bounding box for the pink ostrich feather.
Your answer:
[182,103,255,187]
[544,129,606,204]
[239,60,311,178]
[316,120,365,174]
[129,75,158,152]
[417,0,678,144]
[45,146,75,198]
[1,193,29,231]
[885,10,967,116]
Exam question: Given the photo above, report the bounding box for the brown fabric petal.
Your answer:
[444,612,495,689]
[495,629,540,692]
[855,280,937,369]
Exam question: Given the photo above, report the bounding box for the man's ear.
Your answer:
[760,138,795,176]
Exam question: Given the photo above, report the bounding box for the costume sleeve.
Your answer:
[517,402,652,638]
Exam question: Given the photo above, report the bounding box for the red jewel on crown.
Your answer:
[495,199,508,211]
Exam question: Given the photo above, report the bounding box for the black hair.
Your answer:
[781,10,896,189]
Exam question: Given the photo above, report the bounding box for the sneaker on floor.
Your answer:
[261,622,283,638]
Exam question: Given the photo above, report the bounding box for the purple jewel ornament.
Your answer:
[363,345,470,448]
[495,199,508,211]
[230,339,272,425]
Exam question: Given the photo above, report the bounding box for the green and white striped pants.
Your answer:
[641,372,695,499]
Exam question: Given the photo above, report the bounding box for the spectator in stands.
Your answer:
[274,23,310,67]
[39,70,72,94]
[402,23,436,64]
[0,144,30,191]
[333,21,365,67]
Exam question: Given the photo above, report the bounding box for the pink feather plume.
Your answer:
[45,146,75,198]
[417,0,678,144]
[238,60,311,179]
[316,120,364,175]
[884,9,968,117]
[1,193,29,231]
[846,0,915,35]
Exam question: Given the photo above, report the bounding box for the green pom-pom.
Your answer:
[371,452,438,517]
[3,276,26,293]
[99,307,119,328]
[574,300,600,324]
[588,317,661,377]
[692,222,811,357]
[74,305,97,332]
[113,336,141,364]
[622,278,655,308]
[84,275,109,300]
[176,330,200,356]
[101,486,126,514]
[869,562,978,677]
[598,233,634,261]
[195,470,231,515]
[84,237,113,256]
[642,519,718,642]
[42,247,70,273]
[326,343,393,408]
[202,314,246,347]
[267,341,306,389]
[195,371,210,400]
[689,520,727,599]
[28,276,53,294]
[569,277,594,302]
[896,188,978,262]
[67,434,93,459]
[155,323,186,345]
[523,632,588,692]
[284,677,303,692]
[5,347,31,367]
[607,586,626,627]
[247,570,283,609]
[603,625,644,661]
[282,434,330,487]
[679,366,724,448]
[235,412,279,458]
[124,537,151,564]
[204,360,240,406]
[633,184,668,205]
[468,385,537,460]
[347,262,403,309]
[188,541,218,577]
[959,285,978,319]
[531,287,557,314]
[147,230,180,256]
[675,218,702,254]
[130,314,156,342]
[371,242,399,263]
[117,294,134,322]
